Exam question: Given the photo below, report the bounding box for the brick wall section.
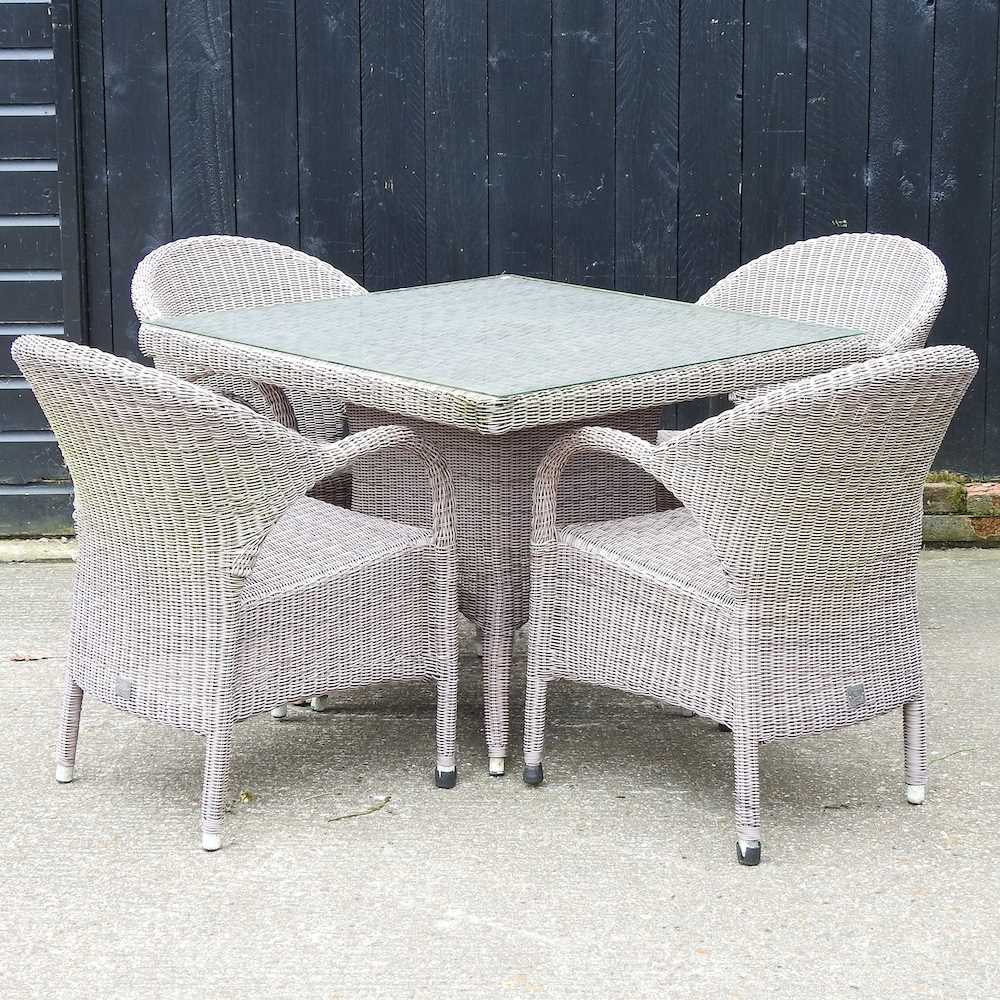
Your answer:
[923,482,1000,545]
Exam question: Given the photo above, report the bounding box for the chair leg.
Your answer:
[434,675,458,789]
[903,696,928,805]
[55,673,83,783]
[200,725,235,852]
[271,697,325,718]
[522,671,547,786]
[733,728,762,866]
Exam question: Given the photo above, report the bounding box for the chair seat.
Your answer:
[559,508,732,606]
[240,496,431,607]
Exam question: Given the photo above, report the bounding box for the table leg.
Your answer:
[481,584,515,775]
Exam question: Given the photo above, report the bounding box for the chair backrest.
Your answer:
[131,234,365,322]
[13,335,327,573]
[655,345,978,601]
[699,233,947,354]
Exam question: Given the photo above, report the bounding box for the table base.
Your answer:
[347,404,661,766]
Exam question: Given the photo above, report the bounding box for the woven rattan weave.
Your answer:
[14,335,458,851]
[705,233,947,404]
[140,293,872,775]
[132,234,366,441]
[523,345,978,865]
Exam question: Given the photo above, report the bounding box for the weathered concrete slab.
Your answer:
[1,552,998,999]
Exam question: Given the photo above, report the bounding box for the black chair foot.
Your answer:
[434,767,457,789]
[523,763,544,786]
[736,840,761,866]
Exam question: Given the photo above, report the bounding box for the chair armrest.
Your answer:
[313,425,456,547]
[656,428,683,445]
[531,427,665,546]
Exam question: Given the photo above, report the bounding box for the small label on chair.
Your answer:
[115,677,133,700]
[846,684,865,709]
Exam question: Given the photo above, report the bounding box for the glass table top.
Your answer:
[156,275,865,399]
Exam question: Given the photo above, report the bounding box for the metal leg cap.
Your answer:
[435,767,457,789]
[55,763,75,784]
[488,756,505,777]
[201,831,222,852]
[736,839,761,867]
[270,704,288,720]
[523,763,544,786]
[310,695,329,712]
[906,783,926,805]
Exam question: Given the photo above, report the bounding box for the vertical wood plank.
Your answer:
[102,0,172,359]
[615,0,678,298]
[677,1,742,301]
[167,0,235,238]
[488,0,552,278]
[804,0,870,237]
[742,0,808,262]
[425,0,488,283]
[552,0,615,287]
[297,0,363,282]
[989,51,1000,476]
[360,0,425,290]
[77,0,111,352]
[52,1,85,344]
[232,1,298,246]
[677,1,743,429]
[930,0,998,475]
[868,0,934,240]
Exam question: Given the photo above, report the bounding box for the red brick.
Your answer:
[971,516,1000,539]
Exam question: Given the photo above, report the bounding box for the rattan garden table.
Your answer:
[140,274,868,774]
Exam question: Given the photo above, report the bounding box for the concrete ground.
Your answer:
[1,552,998,1000]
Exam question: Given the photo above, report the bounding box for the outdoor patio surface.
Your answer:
[2,551,998,999]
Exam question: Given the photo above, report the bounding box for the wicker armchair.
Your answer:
[14,335,458,851]
[693,233,947,408]
[525,345,977,865]
[132,234,366,441]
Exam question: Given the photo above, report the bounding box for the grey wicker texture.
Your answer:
[137,294,870,437]
[145,275,865,399]
[524,345,978,865]
[347,403,661,769]
[706,234,947,404]
[137,292,871,771]
[131,235,366,441]
[13,335,458,851]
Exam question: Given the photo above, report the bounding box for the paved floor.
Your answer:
[1,552,998,999]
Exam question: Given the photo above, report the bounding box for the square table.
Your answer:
[141,275,869,774]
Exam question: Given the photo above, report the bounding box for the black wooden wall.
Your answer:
[53,0,1000,481]
[0,1,82,535]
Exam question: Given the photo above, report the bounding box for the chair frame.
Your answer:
[132,234,366,443]
[15,335,458,851]
[702,233,947,405]
[523,346,978,865]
